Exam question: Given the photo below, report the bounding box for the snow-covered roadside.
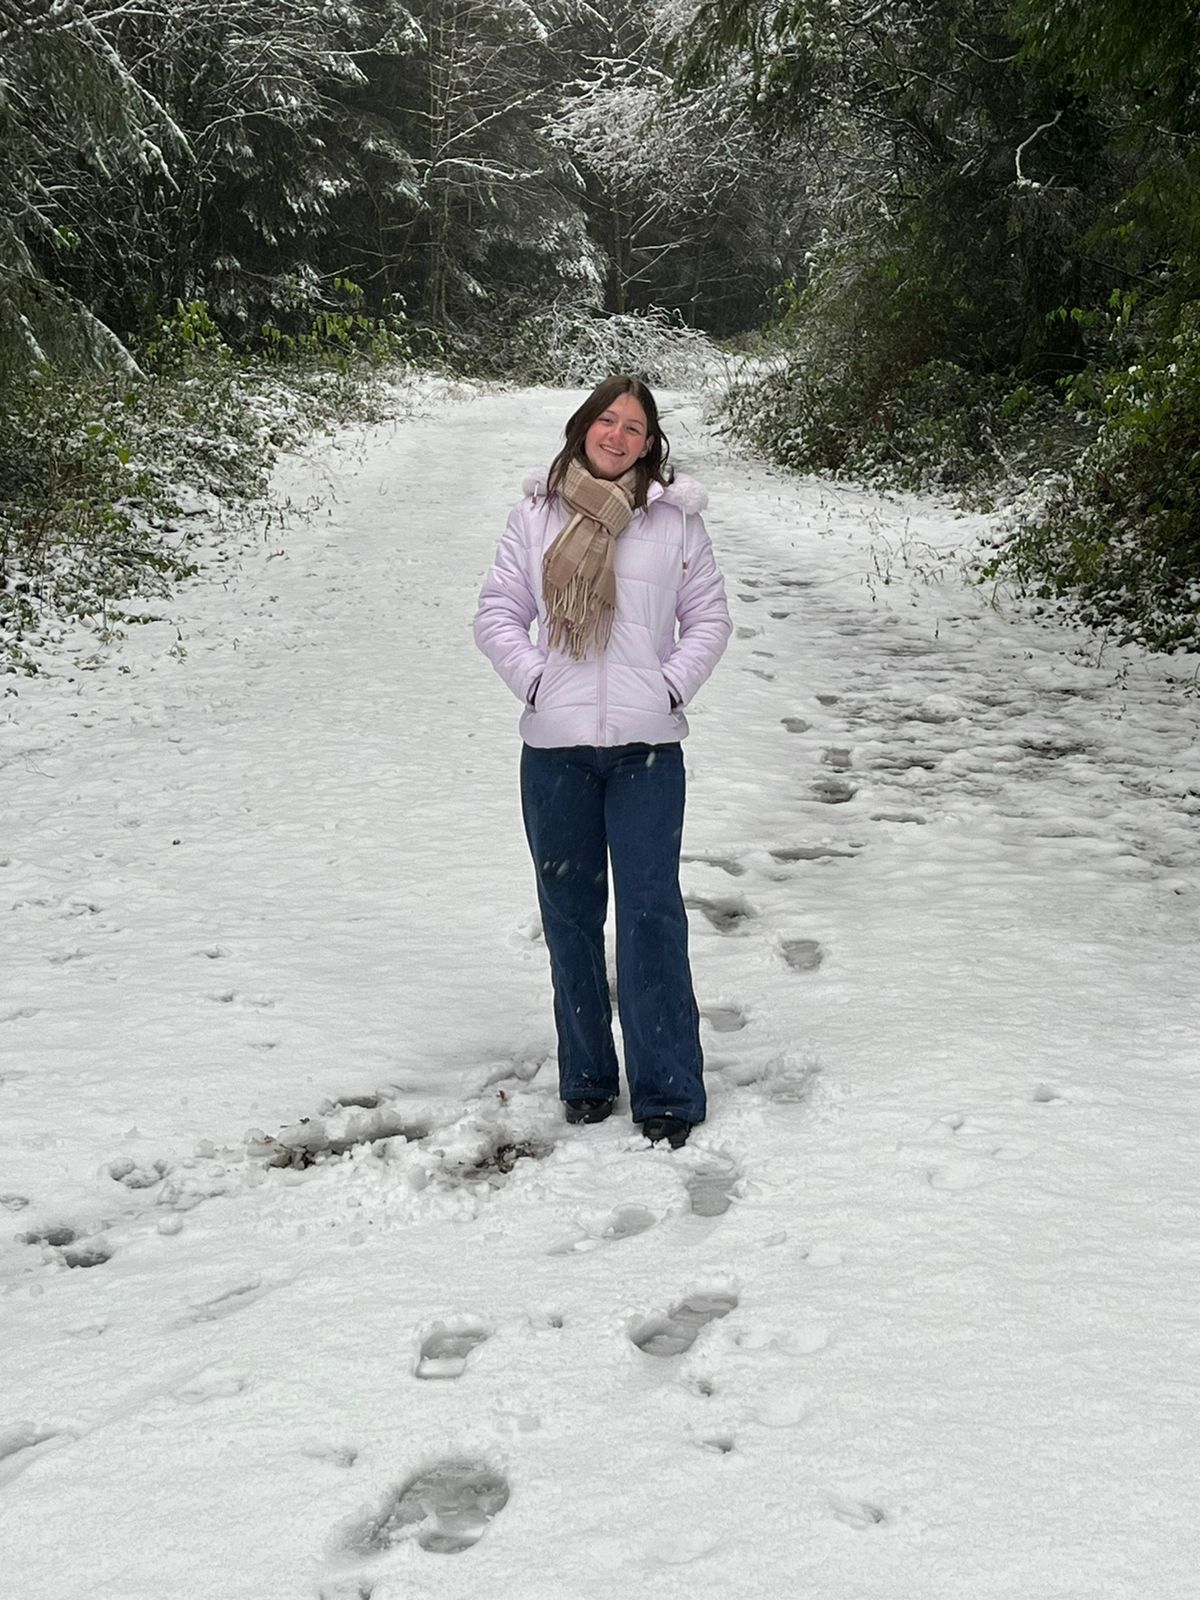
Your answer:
[2,387,1199,1599]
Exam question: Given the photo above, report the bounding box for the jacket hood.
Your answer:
[522,468,708,516]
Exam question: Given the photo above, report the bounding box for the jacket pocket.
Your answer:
[532,654,568,710]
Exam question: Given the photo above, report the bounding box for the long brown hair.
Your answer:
[547,376,671,510]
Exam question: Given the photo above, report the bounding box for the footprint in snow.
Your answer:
[811,776,857,804]
[775,1324,831,1356]
[549,1204,657,1255]
[710,1056,765,1089]
[685,895,753,933]
[22,1223,77,1248]
[0,1425,72,1487]
[870,750,940,772]
[926,1160,991,1192]
[870,810,927,825]
[303,1441,359,1469]
[631,1291,738,1357]
[0,1424,63,1463]
[781,717,811,733]
[911,697,966,724]
[771,844,859,863]
[1,1193,30,1212]
[21,1225,113,1269]
[829,1493,889,1529]
[63,899,102,919]
[480,1055,546,1090]
[414,1319,491,1379]
[781,938,824,973]
[821,747,853,771]
[176,1373,250,1405]
[319,1580,375,1600]
[108,1156,170,1190]
[680,853,747,878]
[685,1161,740,1218]
[207,990,275,1010]
[881,638,937,658]
[700,1003,747,1034]
[698,1434,736,1454]
[175,1276,270,1327]
[340,1459,510,1555]
[1019,735,1091,760]
[762,1053,821,1103]
[598,1204,657,1241]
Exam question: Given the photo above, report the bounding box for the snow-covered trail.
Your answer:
[3,386,1199,1600]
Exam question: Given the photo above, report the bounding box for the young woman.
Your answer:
[473,376,731,1149]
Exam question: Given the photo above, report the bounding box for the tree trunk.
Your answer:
[424,0,461,325]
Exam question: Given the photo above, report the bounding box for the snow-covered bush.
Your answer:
[0,306,411,673]
[501,305,721,389]
[0,373,194,672]
[985,303,1200,652]
[722,351,1066,496]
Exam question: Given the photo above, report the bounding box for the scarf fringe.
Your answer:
[541,459,636,660]
[544,574,614,659]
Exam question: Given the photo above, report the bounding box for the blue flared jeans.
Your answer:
[520,742,705,1125]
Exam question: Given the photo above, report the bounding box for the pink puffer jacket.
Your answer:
[474,471,732,749]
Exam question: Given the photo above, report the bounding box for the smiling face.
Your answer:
[583,392,653,480]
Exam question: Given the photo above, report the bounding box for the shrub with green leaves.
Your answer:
[722,351,1066,495]
[0,374,189,670]
[716,216,1080,494]
[0,299,417,673]
[988,302,1200,651]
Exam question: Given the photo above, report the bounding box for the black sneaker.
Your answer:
[641,1115,691,1149]
[563,1098,615,1125]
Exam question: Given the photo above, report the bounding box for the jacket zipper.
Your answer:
[597,505,633,743]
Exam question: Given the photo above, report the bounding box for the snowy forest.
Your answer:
[3,0,1200,664]
[5,10,1200,1591]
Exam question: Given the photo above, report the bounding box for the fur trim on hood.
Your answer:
[522,468,708,515]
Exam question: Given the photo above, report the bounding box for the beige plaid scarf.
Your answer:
[542,457,640,658]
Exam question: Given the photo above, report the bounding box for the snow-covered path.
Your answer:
[3,387,1199,1599]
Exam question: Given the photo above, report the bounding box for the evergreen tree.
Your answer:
[0,0,187,380]
[390,0,598,325]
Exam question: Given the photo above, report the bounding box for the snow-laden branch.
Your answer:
[1014,109,1062,187]
[436,85,549,153]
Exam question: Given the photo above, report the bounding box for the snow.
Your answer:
[3,386,1200,1599]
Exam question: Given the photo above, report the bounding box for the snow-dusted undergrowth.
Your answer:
[2,388,1199,1598]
